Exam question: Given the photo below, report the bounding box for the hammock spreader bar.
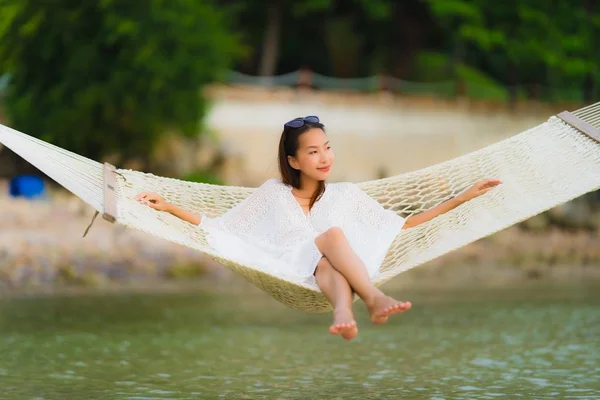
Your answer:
[82,162,117,237]
[557,111,600,144]
[103,162,118,223]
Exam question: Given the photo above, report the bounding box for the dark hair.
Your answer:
[278,120,326,209]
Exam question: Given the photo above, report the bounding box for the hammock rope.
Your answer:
[1,103,600,313]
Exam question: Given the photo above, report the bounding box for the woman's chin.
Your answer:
[314,170,331,180]
[305,168,332,181]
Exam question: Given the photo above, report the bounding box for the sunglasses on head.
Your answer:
[284,115,320,129]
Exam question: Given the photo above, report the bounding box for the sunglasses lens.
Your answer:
[284,116,319,129]
[285,119,304,128]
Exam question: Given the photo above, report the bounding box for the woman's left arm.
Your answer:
[402,178,502,230]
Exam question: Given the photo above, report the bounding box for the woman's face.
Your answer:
[288,128,334,181]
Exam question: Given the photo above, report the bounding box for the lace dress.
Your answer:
[199,179,406,284]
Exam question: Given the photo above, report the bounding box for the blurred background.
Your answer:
[0,1,599,398]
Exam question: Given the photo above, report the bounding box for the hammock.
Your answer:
[1,103,600,313]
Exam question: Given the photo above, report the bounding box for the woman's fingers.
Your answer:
[135,192,161,202]
[474,179,502,192]
[134,192,168,210]
[483,178,502,187]
[476,185,498,197]
[135,192,148,201]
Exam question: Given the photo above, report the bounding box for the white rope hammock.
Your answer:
[1,103,600,312]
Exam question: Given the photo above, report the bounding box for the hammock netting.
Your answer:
[1,103,600,312]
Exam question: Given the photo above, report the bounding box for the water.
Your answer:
[1,283,599,399]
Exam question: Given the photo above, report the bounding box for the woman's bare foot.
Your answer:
[329,309,358,340]
[367,295,411,324]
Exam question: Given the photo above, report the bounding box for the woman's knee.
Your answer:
[316,226,345,250]
[314,257,333,276]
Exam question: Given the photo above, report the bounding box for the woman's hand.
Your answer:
[135,191,172,212]
[403,178,503,230]
[135,191,201,225]
[456,178,503,203]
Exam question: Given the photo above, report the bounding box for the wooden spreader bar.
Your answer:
[102,162,117,223]
[557,111,600,144]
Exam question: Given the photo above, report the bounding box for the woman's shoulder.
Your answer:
[254,179,360,195]
[260,178,287,189]
[323,181,363,201]
[255,178,290,195]
[327,181,360,192]
[249,178,281,188]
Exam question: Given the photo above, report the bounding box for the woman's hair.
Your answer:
[278,119,326,209]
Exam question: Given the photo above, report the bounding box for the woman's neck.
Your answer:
[297,175,320,196]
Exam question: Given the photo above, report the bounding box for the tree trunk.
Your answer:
[449,38,466,97]
[584,73,595,103]
[258,0,284,79]
[392,7,427,80]
[584,0,596,102]
[508,60,518,108]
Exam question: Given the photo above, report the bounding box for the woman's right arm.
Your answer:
[135,191,202,225]
[165,203,202,225]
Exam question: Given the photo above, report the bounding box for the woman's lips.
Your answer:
[318,166,330,172]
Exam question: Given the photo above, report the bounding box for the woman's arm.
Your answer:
[135,191,202,225]
[401,178,502,230]
[402,196,463,229]
[165,203,202,225]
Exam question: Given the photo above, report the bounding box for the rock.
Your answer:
[520,213,550,232]
[547,200,597,231]
[79,270,110,287]
[165,262,207,280]
[526,269,542,279]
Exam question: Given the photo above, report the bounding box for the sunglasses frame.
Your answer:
[284,115,320,129]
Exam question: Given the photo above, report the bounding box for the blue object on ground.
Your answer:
[9,175,46,199]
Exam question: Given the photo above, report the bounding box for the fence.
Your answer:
[0,71,592,105]
[227,70,455,94]
[225,70,592,105]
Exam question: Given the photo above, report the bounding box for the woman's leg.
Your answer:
[315,227,411,324]
[314,257,357,340]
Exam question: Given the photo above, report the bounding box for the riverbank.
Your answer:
[1,186,599,295]
[0,191,225,292]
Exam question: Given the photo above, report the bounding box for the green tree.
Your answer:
[235,0,393,77]
[428,0,599,103]
[543,0,599,102]
[427,0,503,93]
[0,0,242,164]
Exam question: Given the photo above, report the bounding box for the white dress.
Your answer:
[199,179,406,285]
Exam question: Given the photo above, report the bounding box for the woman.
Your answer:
[136,116,501,341]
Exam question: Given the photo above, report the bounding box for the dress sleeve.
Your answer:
[341,183,406,275]
[347,183,406,231]
[200,179,278,235]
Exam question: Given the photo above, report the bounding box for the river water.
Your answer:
[1,283,599,399]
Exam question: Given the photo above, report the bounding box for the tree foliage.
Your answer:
[0,0,242,162]
[1,0,598,166]
[228,0,598,101]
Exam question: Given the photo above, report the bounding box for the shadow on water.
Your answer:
[0,282,599,399]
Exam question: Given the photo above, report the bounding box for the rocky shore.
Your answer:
[0,189,226,293]
[1,185,599,294]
